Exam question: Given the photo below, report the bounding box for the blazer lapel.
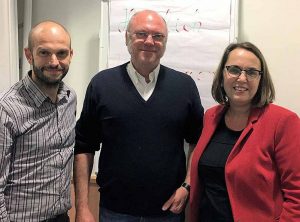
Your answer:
[193,105,226,162]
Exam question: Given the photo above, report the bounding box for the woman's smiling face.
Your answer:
[223,47,262,108]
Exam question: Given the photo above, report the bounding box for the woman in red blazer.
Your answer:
[189,42,300,222]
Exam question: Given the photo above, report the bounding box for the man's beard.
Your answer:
[32,60,68,86]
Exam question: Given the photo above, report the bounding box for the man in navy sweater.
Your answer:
[73,10,204,222]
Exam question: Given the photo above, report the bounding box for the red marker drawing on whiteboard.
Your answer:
[176,19,180,32]
[183,25,189,32]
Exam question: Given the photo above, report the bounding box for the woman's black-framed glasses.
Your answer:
[225,65,263,81]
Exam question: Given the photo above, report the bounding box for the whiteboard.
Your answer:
[94,0,239,175]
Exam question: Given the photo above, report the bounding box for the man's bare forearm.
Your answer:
[73,153,94,208]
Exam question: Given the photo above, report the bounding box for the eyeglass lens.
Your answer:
[134,32,165,41]
[226,65,261,79]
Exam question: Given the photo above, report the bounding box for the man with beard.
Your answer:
[0,21,76,222]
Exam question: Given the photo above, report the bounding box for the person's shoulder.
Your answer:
[265,103,298,118]
[205,105,224,115]
[0,80,25,116]
[161,65,197,89]
[91,63,128,82]
[259,104,299,127]
[0,80,24,104]
[161,65,191,79]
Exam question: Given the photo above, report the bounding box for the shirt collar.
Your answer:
[126,62,160,85]
[23,71,71,107]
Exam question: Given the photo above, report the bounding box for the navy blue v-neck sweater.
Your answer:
[75,62,204,216]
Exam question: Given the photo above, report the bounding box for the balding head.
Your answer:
[126,10,168,35]
[28,21,71,51]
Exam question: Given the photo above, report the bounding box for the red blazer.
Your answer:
[189,104,300,222]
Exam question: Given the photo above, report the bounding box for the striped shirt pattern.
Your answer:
[0,73,76,221]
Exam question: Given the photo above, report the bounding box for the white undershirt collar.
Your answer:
[126,62,160,100]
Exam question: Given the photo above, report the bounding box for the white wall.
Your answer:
[31,0,101,116]
[239,0,300,115]
[0,0,19,92]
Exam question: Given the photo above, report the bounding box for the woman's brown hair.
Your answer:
[211,42,275,107]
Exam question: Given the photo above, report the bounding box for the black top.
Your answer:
[198,115,242,222]
[75,63,204,216]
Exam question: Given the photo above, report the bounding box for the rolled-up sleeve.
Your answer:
[75,81,102,155]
